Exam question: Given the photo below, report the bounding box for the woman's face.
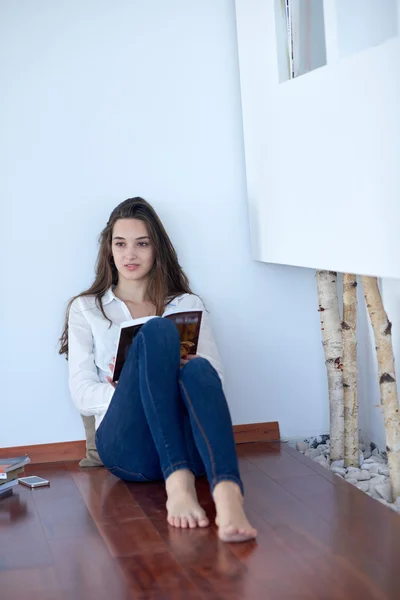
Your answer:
[111,218,155,282]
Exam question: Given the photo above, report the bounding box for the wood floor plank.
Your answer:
[0,567,63,600]
[118,552,206,600]
[282,442,351,486]
[48,536,133,600]
[24,462,99,540]
[237,442,317,479]
[241,465,395,599]
[3,444,400,599]
[0,485,53,570]
[23,462,134,599]
[66,462,146,523]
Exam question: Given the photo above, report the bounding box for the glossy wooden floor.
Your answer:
[1,442,400,600]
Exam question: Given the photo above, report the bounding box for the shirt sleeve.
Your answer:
[68,300,114,417]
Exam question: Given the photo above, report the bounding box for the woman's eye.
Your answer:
[138,242,149,248]
[115,242,125,247]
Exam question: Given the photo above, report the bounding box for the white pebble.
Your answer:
[317,444,329,455]
[375,482,392,503]
[378,466,390,477]
[361,463,381,474]
[305,448,320,459]
[296,441,309,453]
[346,478,358,485]
[357,471,371,481]
[356,481,369,492]
[331,467,347,477]
[313,455,329,469]
[331,460,344,469]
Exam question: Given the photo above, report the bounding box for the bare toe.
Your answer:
[188,516,197,529]
[213,481,257,543]
[219,525,257,543]
[198,515,210,528]
[180,517,188,529]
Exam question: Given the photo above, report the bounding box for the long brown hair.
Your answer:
[59,197,192,357]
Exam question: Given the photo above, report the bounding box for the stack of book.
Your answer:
[0,456,31,497]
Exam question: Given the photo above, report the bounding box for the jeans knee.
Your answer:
[139,317,180,356]
[141,317,179,340]
[180,357,220,385]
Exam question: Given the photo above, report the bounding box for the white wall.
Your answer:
[235,0,400,279]
[0,0,330,448]
[337,0,398,58]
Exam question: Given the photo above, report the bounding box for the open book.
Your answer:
[112,311,202,382]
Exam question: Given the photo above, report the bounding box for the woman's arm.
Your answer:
[68,299,114,417]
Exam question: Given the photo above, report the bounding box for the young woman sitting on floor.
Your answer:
[59,197,257,543]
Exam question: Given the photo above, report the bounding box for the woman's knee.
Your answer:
[141,317,179,344]
[180,356,221,386]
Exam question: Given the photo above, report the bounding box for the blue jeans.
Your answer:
[95,318,243,494]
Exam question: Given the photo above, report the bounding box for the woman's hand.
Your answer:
[106,357,117,389]
[180,354,199,368]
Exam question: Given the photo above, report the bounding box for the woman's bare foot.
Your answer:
[213,481,257,543]
[166,469,209,529]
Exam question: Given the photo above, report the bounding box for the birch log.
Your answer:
[342,274,358,467]
[316,270,344,462]
[361,276,400,501]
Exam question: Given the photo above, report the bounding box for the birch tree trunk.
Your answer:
[316,270,344,462]
[361,276,400,501]
[342,274,358,467]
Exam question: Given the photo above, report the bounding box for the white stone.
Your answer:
[363,450,372,459]
[364,456,385,464]
[368,487,381,499]
[356,481,369,492]
[317,444,329,455]
[359,452,364,465]
[305,448,320,459]
[359,444,366,452]
[368,475,386,488]
[372,457,386,464]
[356,471,371,481]
[377,498,392,508]
[331,460,344,469]
[378,466,390,477]
[368,477,386,499]
[346,478,358,485]
[331,467,347,477]
[313,455,329,468]
[375,483,392,503]
[361,463,381,474]
[296,441,309,453]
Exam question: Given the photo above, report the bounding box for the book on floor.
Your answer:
[0,456,30,480]
[0,479,18,496]
[113,310,203,382]
[0,467,25,484]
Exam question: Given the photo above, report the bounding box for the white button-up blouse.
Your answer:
[67,289,224,429]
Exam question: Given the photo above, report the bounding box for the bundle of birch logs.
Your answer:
[316,271,400,501]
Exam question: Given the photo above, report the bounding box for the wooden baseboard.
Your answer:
[0,421,280,464]
[0,440,86,465]
[233,421,280,444]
